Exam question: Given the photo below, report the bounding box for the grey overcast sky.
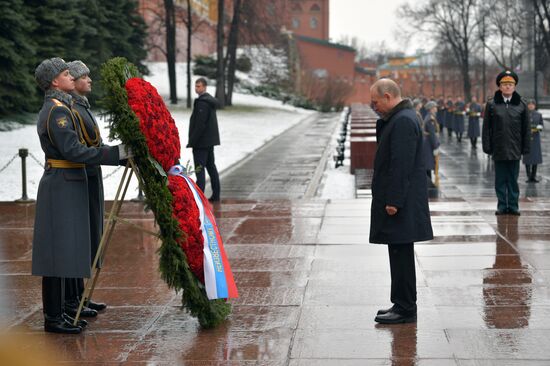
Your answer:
[329,0,422,55]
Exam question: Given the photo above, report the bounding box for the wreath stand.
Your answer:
[72,159,156,326]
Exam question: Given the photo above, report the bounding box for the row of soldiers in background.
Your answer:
[411,95,543,186]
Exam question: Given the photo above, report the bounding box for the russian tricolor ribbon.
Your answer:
[168,165,238,300]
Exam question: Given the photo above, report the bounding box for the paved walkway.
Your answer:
[1,115,550,365]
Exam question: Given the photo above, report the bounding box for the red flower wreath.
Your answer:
[125,78,205,281]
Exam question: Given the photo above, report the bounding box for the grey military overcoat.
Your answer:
[72,95,105,268]
[32,91,120,278]
[522,110,543,165]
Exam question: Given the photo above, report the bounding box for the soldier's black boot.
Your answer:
[65,301,98,318]
[62,313,87,328]
[76,278,107,311]
[87,299,107,311]
[44,314,82,334]
[526,165,532,182]
[531,165,539,183]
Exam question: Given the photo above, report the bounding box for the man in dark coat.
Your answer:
[66,60,108,316]
[369,79,434,324]
[436,96,446,133]
[467,96,482,149]
[482,70,530,215]
[187,77,221,201]
[32,58,130,334]
[445,98,454,138]
[522,100,543,183]
[422,101,440,184]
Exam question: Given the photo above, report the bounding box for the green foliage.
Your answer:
[235,54,252,73]
[0,0,38,115]
[101,57,231,328]
[193,55,217,79]
[0,0,148,118]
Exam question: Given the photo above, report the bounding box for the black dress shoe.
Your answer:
[44,315,82,334]
[87,300,107,311]
[208,196,220,202]
[62,313,87,328]
[65,302,98,318]
[495,210,506,216]
[374,310,417,324]
[377,306,394,315]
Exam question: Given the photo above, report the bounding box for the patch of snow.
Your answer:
[0,62,313,201]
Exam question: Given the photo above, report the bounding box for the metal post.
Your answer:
[131,186,145,202]
[15,148,34,203]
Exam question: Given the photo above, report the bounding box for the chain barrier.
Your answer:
[103,166,122,180]
[0,153,19,175]
[28,152,45,167]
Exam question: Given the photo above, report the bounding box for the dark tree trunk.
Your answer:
[225,0,241,106]
[215,0,225,108]
[164,0,177,104]
[186,0,192,108]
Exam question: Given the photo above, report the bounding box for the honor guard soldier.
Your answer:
[453,96,466,142]
[63,60,107,318]
[445,98,454,138]
[436,96,446,133]
[467,96,482,149]
[422,101,441,185]
[522,100,544,183]
[32,58,131,334]
[482,70,530,215]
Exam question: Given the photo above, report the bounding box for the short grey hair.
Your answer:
[371,78,401,98]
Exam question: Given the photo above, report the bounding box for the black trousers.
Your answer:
[65,277,85,304]
[388,243,417,314]
[43,277,64,317]
[193,147,220,199]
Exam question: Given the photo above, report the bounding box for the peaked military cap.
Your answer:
[496,69,518,86]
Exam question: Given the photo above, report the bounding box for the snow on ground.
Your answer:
[0,62,313,201]
[540,109,550,122]
[319,109,355,199]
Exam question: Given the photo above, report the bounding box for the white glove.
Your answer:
[118,144,134,159]
[537,124,543,131]
[433,148,439,156]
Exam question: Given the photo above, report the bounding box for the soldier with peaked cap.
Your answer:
[467,96,482,149]
[32,57,131,334]
[522,100,544,183]
[482,69,530,215]
[63,60,107,319]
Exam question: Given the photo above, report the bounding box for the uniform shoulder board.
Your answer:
[51,98,64,107]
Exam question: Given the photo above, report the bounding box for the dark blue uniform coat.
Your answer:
[422,113,440,170]
[468,103,482,138]
[370,99,434,245]
[522,110,543,165]
[453,101,465,133]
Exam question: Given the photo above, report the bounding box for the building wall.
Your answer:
[286,0,329,40]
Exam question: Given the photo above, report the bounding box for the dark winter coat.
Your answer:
[436,100,445,130]
[522,110,543,165]
[482,90,530,161]
[453,101,465,133]
[445,100,454,129]
[187,92,221,148]
[468,102,482,138]
[422,113,440,170]
[72,94,105,268]
[32,90,120,278]
[370,99,434,245]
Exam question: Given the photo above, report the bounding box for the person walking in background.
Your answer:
[413,98,423,124]
[453,95,465,142]
[369,79,434,324]
[482,70,530,216]
[523,100,544,183]
[422,101,440,185]
[467,96,482,149]
[66,60,108,318]
[188,77,221,202]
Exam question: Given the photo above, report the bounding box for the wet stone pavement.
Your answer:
[1,117,550,365]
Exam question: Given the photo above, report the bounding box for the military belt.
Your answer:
[46,159,85,169]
